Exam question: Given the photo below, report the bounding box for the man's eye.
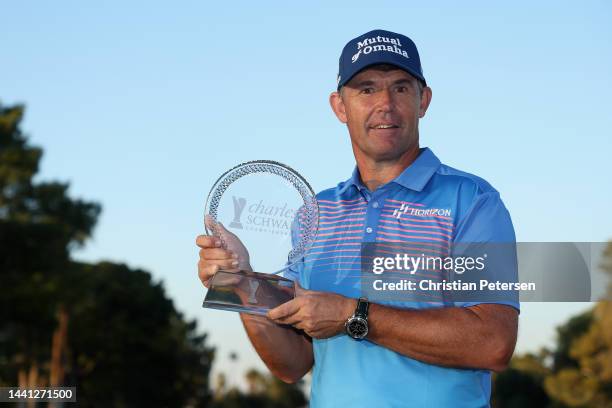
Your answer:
[361,88,374,94]
[396,86,408,93]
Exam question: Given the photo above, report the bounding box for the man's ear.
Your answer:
[419,86,432,118]
[329,91,348,124]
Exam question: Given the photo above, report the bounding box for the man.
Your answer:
[197,29,519,407]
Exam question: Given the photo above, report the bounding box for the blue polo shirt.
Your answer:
[285,147,518,408]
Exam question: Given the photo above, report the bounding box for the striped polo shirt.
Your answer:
[286,147,518,408]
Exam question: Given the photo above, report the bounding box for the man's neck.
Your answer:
[356,146,421,192]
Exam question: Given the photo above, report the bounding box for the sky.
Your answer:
[2,0,611,390]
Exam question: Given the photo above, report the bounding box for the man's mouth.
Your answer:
[370,124,400,129]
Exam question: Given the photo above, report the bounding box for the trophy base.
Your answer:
[202,270,295,315]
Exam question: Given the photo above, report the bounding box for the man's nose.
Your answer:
[375,88,394,113]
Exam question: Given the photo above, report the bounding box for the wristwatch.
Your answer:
[345,297,369,340]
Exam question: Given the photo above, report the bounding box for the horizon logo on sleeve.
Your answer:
[392,203,452,219]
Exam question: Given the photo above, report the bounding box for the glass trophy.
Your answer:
[202,160,319,315]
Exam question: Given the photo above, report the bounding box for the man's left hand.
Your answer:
[267,283,355,339]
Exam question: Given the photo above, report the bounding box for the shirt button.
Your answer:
[372,201,379,209]
[366,227,373,234]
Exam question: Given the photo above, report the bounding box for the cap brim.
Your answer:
[337,58,426,91]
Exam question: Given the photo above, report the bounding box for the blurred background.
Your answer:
[1,1,611,407]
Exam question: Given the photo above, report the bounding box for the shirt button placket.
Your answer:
[365,198,382,237]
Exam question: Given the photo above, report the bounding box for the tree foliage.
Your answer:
[211,368,307,408]
[64,262,214,407]
[493,242,612,408]
[1,103,99,385]
[0,102,214,406]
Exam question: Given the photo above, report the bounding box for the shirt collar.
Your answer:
[339,147,441,194]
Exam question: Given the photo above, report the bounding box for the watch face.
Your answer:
[347,317,368,339]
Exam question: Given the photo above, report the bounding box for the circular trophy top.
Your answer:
[204,160,319,274]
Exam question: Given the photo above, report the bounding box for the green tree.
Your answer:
[0,102,100,388]
[211,369,307,408]
[65,261,214,407]
[492,352,552,408]
[551,311,594,372]
[494,242,612,408]
[0,102,214,406]
[544,243,612,407]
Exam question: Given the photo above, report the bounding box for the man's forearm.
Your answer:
[240,313,313,383]
[367,303,518,372]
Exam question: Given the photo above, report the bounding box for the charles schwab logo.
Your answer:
[227,196,295,235]
[351,35,409,63]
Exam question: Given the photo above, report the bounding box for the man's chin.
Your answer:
[368,151,406,162]
[365,145,419,163]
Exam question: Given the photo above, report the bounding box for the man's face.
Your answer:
[330,67,432,164]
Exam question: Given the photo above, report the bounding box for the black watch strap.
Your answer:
[355,297,369,318]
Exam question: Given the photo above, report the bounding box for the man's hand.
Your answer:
[196,217,252,288]
[267,283,356,339]
[197,223,314,383]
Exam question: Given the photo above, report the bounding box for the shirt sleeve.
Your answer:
[451,191,520,312]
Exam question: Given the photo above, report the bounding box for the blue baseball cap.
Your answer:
[337,29,426,90]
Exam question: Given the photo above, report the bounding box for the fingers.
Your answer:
[198,262,218,288]
[200,247,236,261]
[198,261,241,285]
[268,282,311,320]
[198,245,239,268]
[266,295,318,336]
[204,256,239,270]
[196,234,221,249]
[196,234,241,288]
[197,235,240,263]
[269,304,312,334]
[273,313,303,326]
[267,298,301,321]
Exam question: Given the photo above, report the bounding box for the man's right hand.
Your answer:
[197,220,313,384]
[196,219,252,288]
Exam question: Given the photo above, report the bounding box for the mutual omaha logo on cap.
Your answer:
[351,35,410,63]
